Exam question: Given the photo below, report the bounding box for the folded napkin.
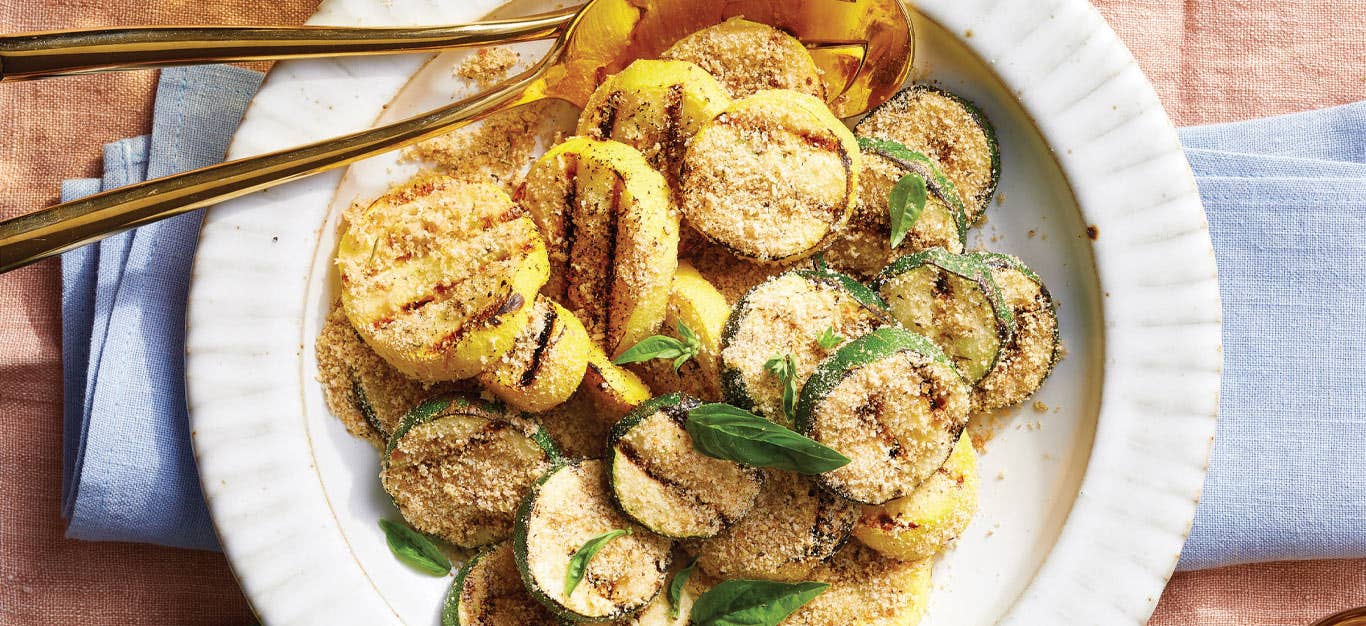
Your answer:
[59,67,1366,568]
[1175,101,1366,571]
[60,65,265,551]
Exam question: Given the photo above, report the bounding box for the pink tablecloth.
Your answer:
[1,1,1364,623]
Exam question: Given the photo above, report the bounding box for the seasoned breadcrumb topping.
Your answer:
[454,47,520,88]
[856,87,994,221]
[524,460,672,618]
[721,273,886,421]
[823,153,964,278]
[662,18,825,101]
[973,263,1058,411]
[456,542,557,625]
[811,351,969,504]
[694,470,858,581]
[613,408,763,537]
[382,409,552,547]
[781,543,933,626]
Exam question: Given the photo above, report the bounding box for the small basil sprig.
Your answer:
[613,321,701,372]
[816,327,843,350]
[763,353,798,421]
[565,529,632,597]
[378,519,451,576]
[689,579,829,626]
[668,557,699,619]
[888,172,928,248]
[685,403,850,474]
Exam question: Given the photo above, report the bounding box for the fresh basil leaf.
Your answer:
[677,320,700,347]
[668,557,699,620]
[614,335,688,365]
[685,403,850,474]
[817,327,843,350]
[888,173,928,249]
[763,353,798,421]
[565,528,632,597]
[690,579,829,626]
[378,519,451,576]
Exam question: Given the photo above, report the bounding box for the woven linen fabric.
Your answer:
[2,0,1365,624]
[1175,102,1366,571]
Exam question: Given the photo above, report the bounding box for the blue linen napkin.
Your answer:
[60,65,265,551]
[58,65,1366,568]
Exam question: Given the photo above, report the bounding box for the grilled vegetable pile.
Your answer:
[322,16,1062,626]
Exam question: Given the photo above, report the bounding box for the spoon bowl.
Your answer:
[0,0,914,272]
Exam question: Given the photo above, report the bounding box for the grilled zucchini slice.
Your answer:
[855,84,1000,224]
[444,541,558,625]
[382,395,558,548]
[337,175,549,382]
[969,252,1060,412]
[823,148,969,279]
[583,344,654,420]
[607,393,764,538]
[517,137,680,356]
[720,268,889,423]
[514,459,673,622]
[781,543,932,626]
[316,302,434,445]
[679,90,860,263]
[853,431,978,561]
[629,261,731,401]
[661,17,826,101]
[796,327,972,505]
[694,470,859,582]
[577,59,731,184]
[479,296,593,413]
[872,248,1014,384]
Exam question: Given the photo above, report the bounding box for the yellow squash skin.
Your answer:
[478,297,593,413]
[629,261,731,401]
[581,344,653,420]
[517,138,680,357]
[576,59,731,184]
[852,431,979,561]
[337,175,548,381]
[679,89,861,263]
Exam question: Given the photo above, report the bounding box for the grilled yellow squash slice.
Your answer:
[679,90,860,263]
[478,296,593,413]
[853,431,979,561]
[661,17,826,101]
[582,344,654,420]
[337,175,548,381]
[576,59,731,184]
[629,261,731,401]
[518,138,680,357]
[782,543,932,626]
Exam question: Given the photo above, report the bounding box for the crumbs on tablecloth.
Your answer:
[455,47,520,88]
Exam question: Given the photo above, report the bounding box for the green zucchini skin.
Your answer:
[856,83,1000,224]
[871,248,1015,383]
[445,541,558,626]
[605,392,764,539]
[719,268,891,421]
[382,394,561,548]
[513,460,672,622]
[794,327,970,505]
[854,140,971,250]
[968,252,1062,410]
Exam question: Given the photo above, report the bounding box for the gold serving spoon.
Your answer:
[0,9,578,81]
[0,0,913,273]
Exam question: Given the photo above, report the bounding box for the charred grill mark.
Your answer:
[615,439,733,529]
[855,394,904,459]
[594,90,623,139]
[434,288,516,350]
[601,174,625,346]
[661,84,687,169]
[520,306,560,387]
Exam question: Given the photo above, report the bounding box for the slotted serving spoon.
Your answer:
[0,0,912,273]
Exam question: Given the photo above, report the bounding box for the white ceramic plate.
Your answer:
[186,0,1221,623]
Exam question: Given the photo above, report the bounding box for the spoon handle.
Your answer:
[0,65,548,273]
[0,8,573,82]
